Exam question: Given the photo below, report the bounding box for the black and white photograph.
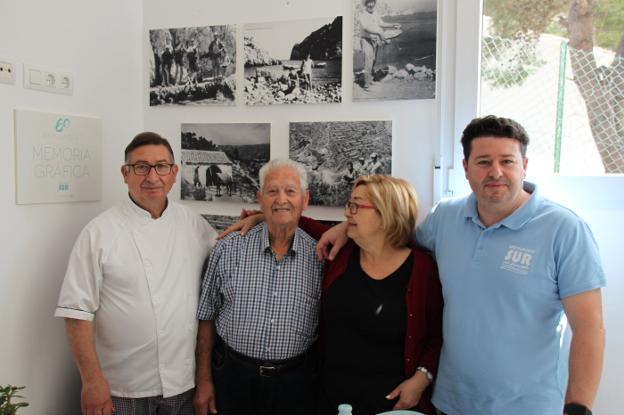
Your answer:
[201,214,239,234]
[353,0,437,101]
[289,120,392,207]
[149,25,236,106]
[244,17,342,105]
[180,123,270,204]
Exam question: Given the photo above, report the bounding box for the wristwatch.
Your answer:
[563,403,592,415]
[416,366,433,382]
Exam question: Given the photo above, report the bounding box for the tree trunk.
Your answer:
[568,0,624,173]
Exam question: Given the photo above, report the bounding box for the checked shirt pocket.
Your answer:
[292,290,321,338]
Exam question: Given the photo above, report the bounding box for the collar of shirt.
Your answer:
[125,194,172,221]
[463,181,539,230]
[259,222,305,258]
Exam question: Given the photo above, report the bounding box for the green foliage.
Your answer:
[484,0,567,39]
[481,0,560,88]
[593,0,624,50]
[485,0,624,52]
[482,0,623,88]
[544,17,567,38]
[0,385,29,415]
[481,36,545,87]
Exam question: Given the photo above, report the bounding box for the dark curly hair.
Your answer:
[461,115,529,160]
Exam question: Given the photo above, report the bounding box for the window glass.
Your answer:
[480,0,624,174]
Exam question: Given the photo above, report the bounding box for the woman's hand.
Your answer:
[385,371,430,410]
[218,209,264,239]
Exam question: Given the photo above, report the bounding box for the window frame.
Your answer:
[447,0,624,208]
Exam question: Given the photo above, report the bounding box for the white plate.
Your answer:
[383,28,403,39]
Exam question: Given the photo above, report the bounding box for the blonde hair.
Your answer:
[353,175,418,247]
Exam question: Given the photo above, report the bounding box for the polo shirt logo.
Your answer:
[501,245,534,275]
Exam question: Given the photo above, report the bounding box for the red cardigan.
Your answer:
[299,217,443,415]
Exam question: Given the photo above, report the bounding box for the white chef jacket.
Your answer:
[55,198,217,398]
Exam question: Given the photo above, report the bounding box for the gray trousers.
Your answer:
[111,388,194,415]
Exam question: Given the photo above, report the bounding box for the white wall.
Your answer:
[0,1,143,414]
[534,176,624,414]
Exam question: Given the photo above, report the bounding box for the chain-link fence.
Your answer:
[480,33,624,174]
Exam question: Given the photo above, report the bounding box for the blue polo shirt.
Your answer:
[415,182,605,415]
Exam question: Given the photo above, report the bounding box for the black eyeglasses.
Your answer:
[126,163,174,176]
[344,200,376,214]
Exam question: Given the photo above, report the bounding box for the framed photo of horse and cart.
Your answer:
[180,123,271,204]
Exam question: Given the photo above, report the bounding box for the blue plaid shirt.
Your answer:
[197,223,323,360]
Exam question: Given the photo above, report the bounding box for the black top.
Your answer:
[320,247,413,415]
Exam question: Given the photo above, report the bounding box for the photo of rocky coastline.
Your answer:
[289,120,392,207]
[353,0,437,101]
[244,17,342,105]
[149,25,236,106]
[181,123,270,204]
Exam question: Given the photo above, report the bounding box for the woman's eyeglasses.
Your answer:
[344,200,376,214]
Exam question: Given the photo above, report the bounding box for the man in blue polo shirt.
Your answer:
[317,115,605,415]
[414,115,605,415]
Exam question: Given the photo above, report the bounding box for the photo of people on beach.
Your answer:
[244,17,342,105]
[149,25,236,106]
[353,0,437,101]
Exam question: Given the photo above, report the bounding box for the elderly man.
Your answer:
[55,132,218,415]
[194,159,323,415]
[318,116,606,415]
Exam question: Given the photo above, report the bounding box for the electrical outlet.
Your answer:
[0,59,16,85]
[53,72,74,95]
[59,74,72,90]
[23,64,73,95]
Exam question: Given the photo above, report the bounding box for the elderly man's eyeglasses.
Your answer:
[344,200,376,214]
[126,163,174,176]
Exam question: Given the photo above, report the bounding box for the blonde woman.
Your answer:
[298,175,442,415]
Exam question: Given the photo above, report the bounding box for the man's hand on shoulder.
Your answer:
[194,380,218,414]
[218,209,264,239]
[81,375,113,415]
[316,221,349,261]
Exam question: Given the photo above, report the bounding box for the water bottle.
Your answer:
[337,403,353,414]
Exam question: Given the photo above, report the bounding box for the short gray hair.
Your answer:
[259,159,308,191]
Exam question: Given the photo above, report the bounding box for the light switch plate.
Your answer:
[23,64,73,95]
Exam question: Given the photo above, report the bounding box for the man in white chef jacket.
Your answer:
[55,132,218,415]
